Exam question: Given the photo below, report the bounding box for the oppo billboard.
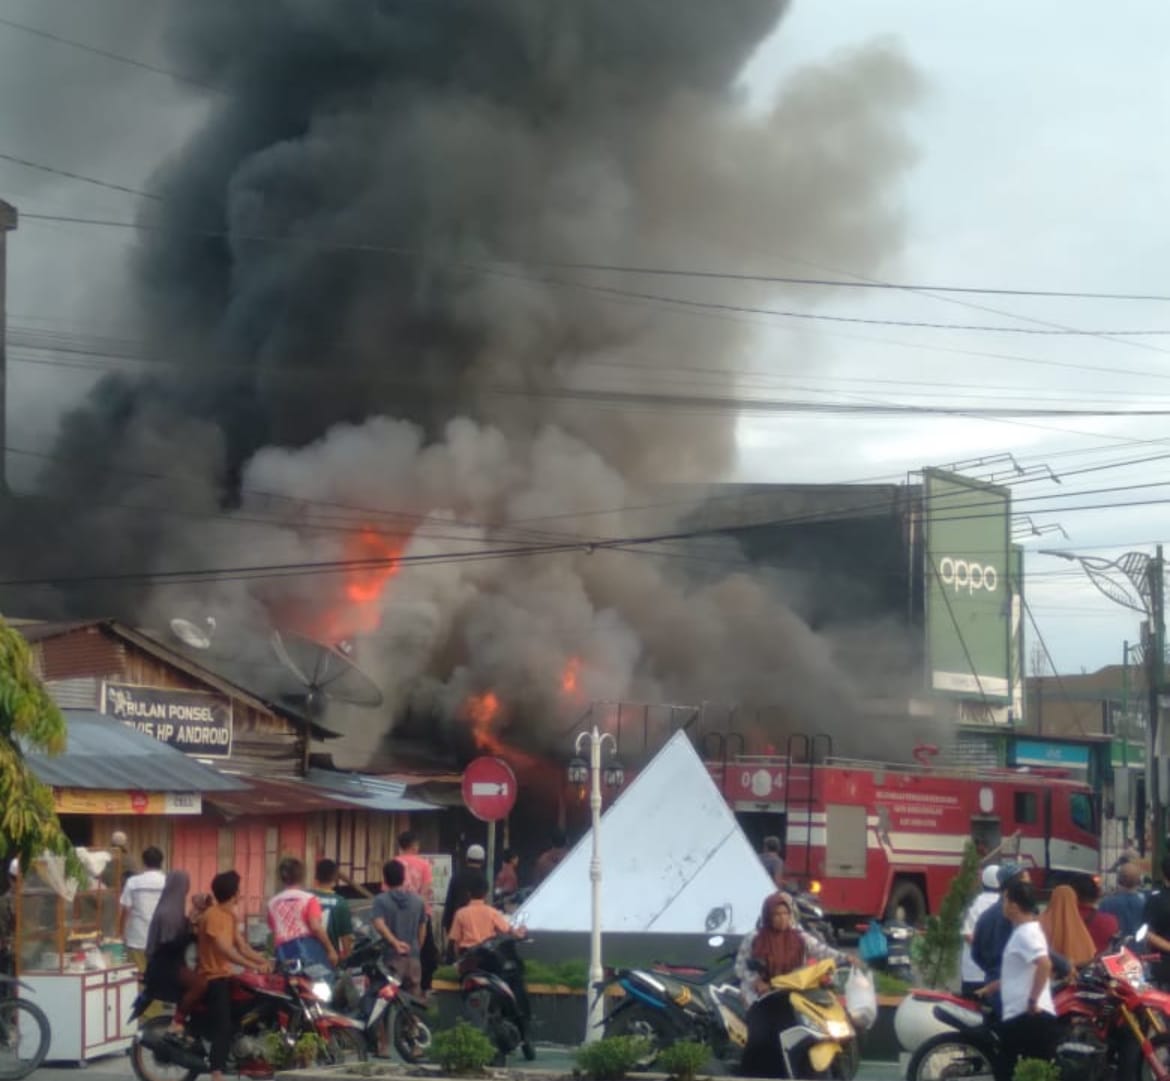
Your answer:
[924,468,1012,702]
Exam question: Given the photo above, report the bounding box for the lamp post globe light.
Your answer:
[568,725,624,1043]
[1040,545,1165,865]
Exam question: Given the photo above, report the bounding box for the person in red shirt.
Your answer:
[267,857,338,970]
[1075,876,1120,953]
[395,832,438,992]
[494,849,520,900]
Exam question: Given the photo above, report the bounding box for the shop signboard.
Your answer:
[1012,739,1091,770]
[924,468,1012,703]
[101,681,232,758]
[53,788,203,815]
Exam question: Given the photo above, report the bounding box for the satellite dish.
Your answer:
[270,629,384,718]
[170,617,216,651]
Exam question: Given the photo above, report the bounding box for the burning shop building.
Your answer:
[0,1,934,845]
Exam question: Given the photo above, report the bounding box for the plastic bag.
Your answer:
[858,921,888,965]
[845,966,878,1032]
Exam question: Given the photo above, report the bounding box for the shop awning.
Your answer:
[27,710,246,793]
[303,768,438,813]
[203,772,438,817]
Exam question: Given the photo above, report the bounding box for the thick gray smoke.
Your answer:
[7,1,924,764]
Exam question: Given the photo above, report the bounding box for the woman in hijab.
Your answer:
[1039,884,1096,970]
[143,870,197,1018]
[735,893,852,1077]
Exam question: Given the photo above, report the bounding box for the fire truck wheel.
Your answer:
[885,881,927,926]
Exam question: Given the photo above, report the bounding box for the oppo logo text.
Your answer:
[938,556,999,594]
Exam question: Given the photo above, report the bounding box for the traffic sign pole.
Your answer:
[486,820,497,895]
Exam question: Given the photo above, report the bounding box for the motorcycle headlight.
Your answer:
[824,1019,853,1040]
[795,1009,828,1036]
[311,980,333,1004]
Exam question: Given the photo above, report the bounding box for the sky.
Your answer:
[0,0,1168,679]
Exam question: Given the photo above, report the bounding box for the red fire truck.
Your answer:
[707,742,1099,927]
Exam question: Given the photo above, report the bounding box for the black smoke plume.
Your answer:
[4,1,924,763]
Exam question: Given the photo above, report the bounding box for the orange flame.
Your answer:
[460,690,543,771]
[561,657,581,696]
[343,529,401,611]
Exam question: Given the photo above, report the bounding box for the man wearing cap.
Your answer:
[971,863,1031,1011]
[442,844,486,956]
[960,866,1002,999]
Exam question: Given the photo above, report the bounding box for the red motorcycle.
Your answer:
[1053,946,1170,1081]
[903,946,1170,1081]
[129,962,366,1081]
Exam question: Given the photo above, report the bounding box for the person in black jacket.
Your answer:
[441,845,486,959]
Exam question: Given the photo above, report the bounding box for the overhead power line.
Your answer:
[4,481,1170,591]
[13,209,1170,339]
[0,14,212,90]
[0,152,160,200]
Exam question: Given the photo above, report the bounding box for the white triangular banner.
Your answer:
[513,730,774,934]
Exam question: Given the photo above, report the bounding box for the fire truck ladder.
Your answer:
[783,733,833,884]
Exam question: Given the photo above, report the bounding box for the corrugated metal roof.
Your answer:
[27,710,246,793]
[205,777,353,817]
[304,768,438,813]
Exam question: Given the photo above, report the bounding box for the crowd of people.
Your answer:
[956,856,1167,1078]
[100,830,537,1081]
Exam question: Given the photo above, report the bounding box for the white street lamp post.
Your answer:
[571,724,621,1044]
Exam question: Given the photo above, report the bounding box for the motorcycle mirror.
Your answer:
[707,935,726,948]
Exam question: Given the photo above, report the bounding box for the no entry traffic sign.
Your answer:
[462,756,518,822]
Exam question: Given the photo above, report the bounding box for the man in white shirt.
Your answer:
[987,879,1057,1079]
[118,846,166,971]
[960,865,1002,999]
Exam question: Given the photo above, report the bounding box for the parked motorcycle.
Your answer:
[129,961,366,1081]
[905,940,1170,1081]
[337,936,431,1063]
[458,934,534,1064]
[599,942,744,1070]
[0,973,51,1080]
[785,885,837,946]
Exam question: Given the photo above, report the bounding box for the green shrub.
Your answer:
[575,1036,653,1081]
[873,970,911,997]
[292,1032,327,1069]
[1012,1059,1061,1081]
[657,1041,709,1081]
[431,1021,497,1075]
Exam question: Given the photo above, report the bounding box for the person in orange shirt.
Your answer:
[448,873,525,955]
[194,871,269,1081]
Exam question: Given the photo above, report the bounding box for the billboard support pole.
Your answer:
[1149,546,1165,874]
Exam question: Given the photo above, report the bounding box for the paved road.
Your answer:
[30,1047,906,1081]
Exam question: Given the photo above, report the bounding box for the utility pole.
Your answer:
[1150,545,1166,871]
[0,198,15,497]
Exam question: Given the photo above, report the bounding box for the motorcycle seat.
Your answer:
[236,970,287,993]
[932,1003,984,1031]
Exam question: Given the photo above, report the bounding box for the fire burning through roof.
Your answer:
[341,528,402,624]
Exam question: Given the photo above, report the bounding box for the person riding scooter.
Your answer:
[734,892,854,1077]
